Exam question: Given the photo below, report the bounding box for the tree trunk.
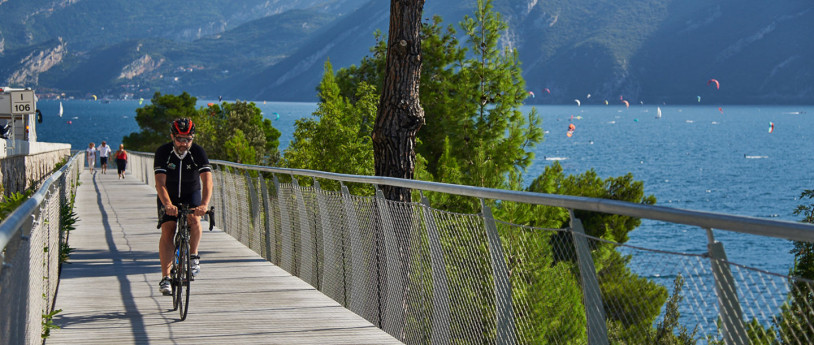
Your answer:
[373,0,425,203]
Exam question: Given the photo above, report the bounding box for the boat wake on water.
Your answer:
[744,155,769,159]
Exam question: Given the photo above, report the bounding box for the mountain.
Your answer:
[1,0,812,104]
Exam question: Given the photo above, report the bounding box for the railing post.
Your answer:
[217,166,227,234]
[246,169,262,250]
[481,200,516,345]
[706,228,750,345]
[375,188,404,338]
[421,194,450,345]
[569,210,609,345]
[291,177,315,286]
[314,180,343,302]
[259,175,275,263]
[274,174,295,274]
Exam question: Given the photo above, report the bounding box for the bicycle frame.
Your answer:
[170,204,215,321]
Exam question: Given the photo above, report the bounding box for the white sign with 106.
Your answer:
[0,90,37,115]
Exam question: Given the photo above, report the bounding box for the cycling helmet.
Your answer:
[170,118,195,136]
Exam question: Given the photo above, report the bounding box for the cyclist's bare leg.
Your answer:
[159,221,176,277]
[188,215,202,255]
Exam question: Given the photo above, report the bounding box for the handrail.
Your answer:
[128,150,814,243]
[0,151,82,250]
[127,151,814,344]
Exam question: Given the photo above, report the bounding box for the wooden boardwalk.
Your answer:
[49,169,401,344]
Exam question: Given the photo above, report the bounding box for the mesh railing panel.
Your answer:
[0,152,81,345]
[124,153,814,345]
[342,192,383,326]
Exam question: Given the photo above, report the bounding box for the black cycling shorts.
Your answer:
[157,189,202,227]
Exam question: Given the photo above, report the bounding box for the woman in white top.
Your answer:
[86,142,97,172]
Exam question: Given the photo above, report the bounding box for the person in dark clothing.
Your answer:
[114,144,128,179]
[154,118,212,296]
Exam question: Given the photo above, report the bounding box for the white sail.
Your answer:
[656,106,662,119]
[59,102,63,117]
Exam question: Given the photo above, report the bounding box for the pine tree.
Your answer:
[284,60,375,192]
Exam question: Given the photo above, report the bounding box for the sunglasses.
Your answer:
[174,136,194,143]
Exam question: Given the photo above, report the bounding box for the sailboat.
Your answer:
[655,106,662,119]
[59,102,64,118]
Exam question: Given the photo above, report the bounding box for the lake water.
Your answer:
[35,100,813,275]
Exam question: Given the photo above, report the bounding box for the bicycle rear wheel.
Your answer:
[178,238,191,320]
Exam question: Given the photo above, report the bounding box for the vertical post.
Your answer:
[569,210,609,345]
[481,200,516,345]
[706,228,750,345]
[244,171,259,246]
[274,174,295,274]
[421,194,450,345]
[217,166,227,233]
[291,177,315,286]
[376,188,404,337]
[259,176,275,263]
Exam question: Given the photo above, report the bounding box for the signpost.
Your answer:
[0,90,36,115]
[0,88,38,143]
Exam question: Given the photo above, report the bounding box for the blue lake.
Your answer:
[35,100,814,275]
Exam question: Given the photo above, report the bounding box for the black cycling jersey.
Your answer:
[154,142,211,200]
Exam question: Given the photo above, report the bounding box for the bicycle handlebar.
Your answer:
[158,204,216,231]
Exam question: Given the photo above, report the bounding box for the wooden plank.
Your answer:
[49,170,402,344]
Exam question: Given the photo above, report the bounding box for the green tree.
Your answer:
[122,92,198,151]
[283,60,376,192]
[195,101,281,165]
[775,189,814,344]
[497,162,663,343]
[331,0,542,211]
[222,129,257,165]
[285,1,676,343]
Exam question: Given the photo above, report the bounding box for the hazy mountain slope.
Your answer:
[632,0,814,104]
[227,1,389,100]
[0,0,368,52]
[230,1,476,101]
[30,9,336,97]
[514,0,814,104]
[237,0,814,104]
[2,0,812,103]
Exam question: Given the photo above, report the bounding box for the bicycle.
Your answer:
[170,204,215,321]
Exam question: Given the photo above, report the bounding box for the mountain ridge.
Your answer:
[1,0,812,104]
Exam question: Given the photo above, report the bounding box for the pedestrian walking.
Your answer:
[86,142,97,172]
[98,141,112,174]
[115,144,128,179]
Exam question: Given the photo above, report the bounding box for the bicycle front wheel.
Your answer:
[179,238,191,320]
[172,247,182,311]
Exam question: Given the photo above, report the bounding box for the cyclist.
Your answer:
[155,118,212,296]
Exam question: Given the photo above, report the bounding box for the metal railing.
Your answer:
[0,151,81,345]
[127,152,814,345]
